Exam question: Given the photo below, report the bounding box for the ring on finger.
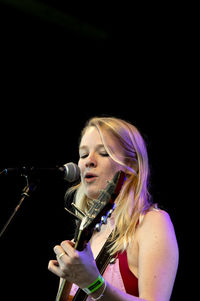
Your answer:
[58,252,65,259]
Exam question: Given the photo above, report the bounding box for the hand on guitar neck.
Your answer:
[49,240,100,290]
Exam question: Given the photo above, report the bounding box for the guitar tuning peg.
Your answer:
[101,215,107,224]
[95,223,101,232]
[107,209,113,217]
[107,203,116,217]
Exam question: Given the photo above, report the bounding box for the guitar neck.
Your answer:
[56,279,72,301]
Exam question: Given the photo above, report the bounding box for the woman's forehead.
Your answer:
[80,126,122,152]
[80,126,102,145]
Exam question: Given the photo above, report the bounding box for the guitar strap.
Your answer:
[72,232,113,301]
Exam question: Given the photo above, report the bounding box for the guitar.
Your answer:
[55,170,126,301]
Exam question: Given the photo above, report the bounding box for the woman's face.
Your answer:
[78,126,125,200]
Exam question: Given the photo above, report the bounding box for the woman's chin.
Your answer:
[85,189,99,200]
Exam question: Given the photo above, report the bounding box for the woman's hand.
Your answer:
[48,240,100,289]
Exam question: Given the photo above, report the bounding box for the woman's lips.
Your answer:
[84,172,98,183]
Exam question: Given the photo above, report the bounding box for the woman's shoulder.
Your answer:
[139,208,172,229]
[137,208,178,248]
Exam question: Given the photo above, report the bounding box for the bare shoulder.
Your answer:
[139,209,174,231]
[138,209,179,254]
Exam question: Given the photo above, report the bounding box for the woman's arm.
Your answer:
[48,242,146,301]
[136,210,179,301]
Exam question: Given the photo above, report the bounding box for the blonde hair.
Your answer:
[67,116,152,254]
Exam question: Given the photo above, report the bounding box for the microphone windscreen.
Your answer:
[64,162,80,182]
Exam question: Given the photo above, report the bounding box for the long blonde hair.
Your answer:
[67,116,152,254]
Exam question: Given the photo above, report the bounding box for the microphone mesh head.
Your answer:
[64,162,80,182]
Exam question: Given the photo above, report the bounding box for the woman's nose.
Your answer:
[85,153,97,168]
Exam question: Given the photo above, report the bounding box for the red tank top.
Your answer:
[118,251,139,297]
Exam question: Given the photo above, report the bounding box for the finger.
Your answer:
[61,240,77,257]
[48,260,61,275]
[54,245,65,256]
[49,259,59,267]
[53,245,69,268]
[69,240,75,247]
[49,258,72,279]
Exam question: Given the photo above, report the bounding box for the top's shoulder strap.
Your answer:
[96,232,113,274]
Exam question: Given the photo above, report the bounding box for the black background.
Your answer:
[0,1,195,300]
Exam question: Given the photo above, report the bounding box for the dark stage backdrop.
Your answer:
[0,105,188,301]
[0,1,192,300]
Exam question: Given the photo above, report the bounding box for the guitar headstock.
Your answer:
[74,170,126,251]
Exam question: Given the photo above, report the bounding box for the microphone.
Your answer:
[0,162,80,182]
[59,162,80,182]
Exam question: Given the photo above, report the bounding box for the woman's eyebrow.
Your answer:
[79,144,105,151]
[96,144,106,150]
[79,145,87,150]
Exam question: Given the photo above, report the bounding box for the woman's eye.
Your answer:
[80,154,88,159]
[79,151,109,159]
[100,152,109,157]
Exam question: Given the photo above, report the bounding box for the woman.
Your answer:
[48,116,179,301]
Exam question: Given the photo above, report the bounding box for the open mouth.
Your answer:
[84,173,98,182]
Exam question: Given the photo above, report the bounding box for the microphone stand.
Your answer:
[0,174,37,239]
